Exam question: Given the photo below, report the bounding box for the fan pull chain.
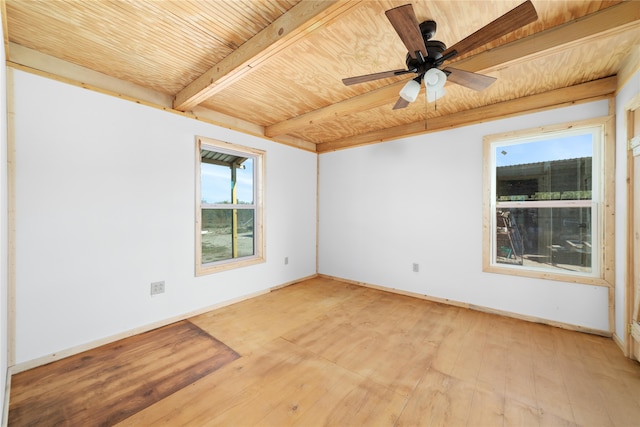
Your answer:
[424,92,428,130]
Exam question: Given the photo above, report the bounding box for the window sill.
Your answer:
[196,255,265,276]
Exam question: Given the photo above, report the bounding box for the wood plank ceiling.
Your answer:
[4,0,640,152]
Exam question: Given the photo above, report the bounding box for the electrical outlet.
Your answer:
[284,257,289,265]
[412,263,419,273]
[150,281,165,296]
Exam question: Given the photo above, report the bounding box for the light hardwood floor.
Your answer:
[9,276,640,426]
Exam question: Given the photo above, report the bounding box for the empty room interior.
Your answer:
[2,0,640,425]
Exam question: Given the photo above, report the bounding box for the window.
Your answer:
[196,136,264,275]
[483,117,614,285]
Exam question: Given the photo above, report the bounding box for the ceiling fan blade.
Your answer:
[342,69,414,86]
[444,67,496,91]
[385,4,428,60]
[393,97,410,110]
[443,0,537,58]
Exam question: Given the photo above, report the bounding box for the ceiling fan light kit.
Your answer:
[424,68,446,102]
[342,1,538,110]
[399,77,422,102]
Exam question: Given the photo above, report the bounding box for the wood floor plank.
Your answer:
[295,378,406,427]
[529,324,578,424]
[559,362,613,426]
[467,384,505,427]
[476,339,508,396]
[430,306,475,376]
[532,370,577,424]
[447,312,489,383]
[592,370,640,426]
[503,398,542,427]
[396,368,475,427]
[282,291,441,397]
[503,321,539,408]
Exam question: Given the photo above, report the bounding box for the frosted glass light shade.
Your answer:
[424,68,447,103]
[399,78,421,103]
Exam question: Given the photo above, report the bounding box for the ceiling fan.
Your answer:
[342,1,538,110]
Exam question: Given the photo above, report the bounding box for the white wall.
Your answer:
[12,70,317,364]
[319,100,612,331]
[615,67,640,342]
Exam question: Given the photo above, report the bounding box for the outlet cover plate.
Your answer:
[151,281,165,295]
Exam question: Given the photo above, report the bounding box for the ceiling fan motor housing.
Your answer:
[405,40,447,70]
[402,20,446,70]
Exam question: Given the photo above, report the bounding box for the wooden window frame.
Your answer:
[195,136,265,276]
[482,116,615,287]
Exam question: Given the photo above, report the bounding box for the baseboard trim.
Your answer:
[11,275,316,374]
[613,332,627,356]
[318,274,612,338]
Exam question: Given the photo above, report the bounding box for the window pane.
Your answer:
[495,207,592,273]
[236,158,254,205]
[496,135,592,201]
[236,209,255,258]
[201,150,254,205]
[201,209,255,264]
[201,162,231,204]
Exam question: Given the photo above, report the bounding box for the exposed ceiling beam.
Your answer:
[189,107,317,152]
[266,0,640,138]
[448,0,640,73]
[173,0,362,112]
[266,81,407,138]
[316,76,617,153]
